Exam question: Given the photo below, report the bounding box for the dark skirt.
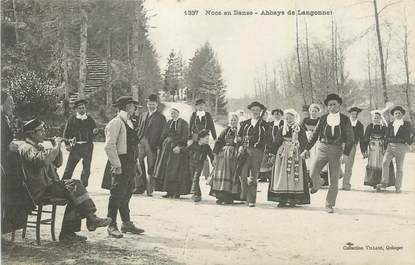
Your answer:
[154,137,191,195]
[209,145,241,201]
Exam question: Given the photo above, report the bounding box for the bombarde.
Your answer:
[44,137,77,147]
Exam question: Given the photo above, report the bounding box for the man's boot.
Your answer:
[107,225,123,238]
[86,214,112,231]
[121,221,145,235]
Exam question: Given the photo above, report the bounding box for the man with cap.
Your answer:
[301,93,354,213]
[376,106,412,193]
[19,118,111,242]
[134,94,166,196]
[102,96,145,238]
[62,99,98,187]
[342,107,365,190]
[238,101,269,207]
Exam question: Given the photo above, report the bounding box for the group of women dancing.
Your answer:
[152,94,412,212]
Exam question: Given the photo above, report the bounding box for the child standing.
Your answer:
[186,130,214,202]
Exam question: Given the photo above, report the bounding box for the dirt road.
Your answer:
[3,141,415,265]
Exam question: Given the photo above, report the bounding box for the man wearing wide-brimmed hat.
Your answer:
[376,106,412,193]
[19,118,111,242]
[341,106,365,191]
[301,93,354,213]
[237,101,269,207]
[62,99,98,187]
[134,94,166,196]
[102,96,145,238]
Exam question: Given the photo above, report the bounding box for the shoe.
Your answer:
[223,200,234,205]
[86,215,112,231]
[310,188,319,194]
[59,232,87,242]
[288,202,296,207]
[121,222,145,235]
[193,196,201,202]
[277,202,287,208]
[395,189,401,193]
[162,194,171,198]
[173,195,180,199]
[147,192,153,197]
[216,199,224,205]
[342,186,351,191]
[376,183,386,191]
[248,203,255,207]
[326,206,334,214]
[107,226,123,238]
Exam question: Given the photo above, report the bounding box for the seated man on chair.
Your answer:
[18,118,111,242]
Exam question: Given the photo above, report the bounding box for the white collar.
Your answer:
[76,112,88,120]
[251,118,258,127]
[327,112,340,134]
[350,118,358,127]
[273,119,281,126]
[196,111,206,118]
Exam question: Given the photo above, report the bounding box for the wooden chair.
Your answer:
[22,197,68,245]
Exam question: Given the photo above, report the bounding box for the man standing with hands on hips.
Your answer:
[62,99,98,187]
[102,96,145,238]
[135,94,166,196]
[301,94,354,213]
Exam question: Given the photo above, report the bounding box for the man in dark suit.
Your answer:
[301,93,354,213]
[189,99,217,141]
[377,106,412,193]
[135,94,166,196]
[342,107,365,191]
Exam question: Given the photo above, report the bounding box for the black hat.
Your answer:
[73,99,88,108]
[302,105,310,112]
[271,109,283,115]
[147,94,159,102]
[324,93,343,106]
[23,118,44,132]
[348,107,363,113]
[197,129,210,140]
[390,106,406,115]
[113,96,138,107]
[195,99,206,105]
[247,101,265,110]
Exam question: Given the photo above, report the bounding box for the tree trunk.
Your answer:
[373,0,388,103]
[305,21,314,102]
[403,16,412,120]
[368,45,373,109]
[131,2,141,101]
[78,8,88,100]
[12,0,20,44]
[106,30,113,107]
[295,14,306,104]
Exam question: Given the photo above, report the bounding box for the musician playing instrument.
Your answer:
[62,99,98,187]
[18,118,111,242]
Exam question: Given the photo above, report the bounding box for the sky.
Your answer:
[144,0,415,98]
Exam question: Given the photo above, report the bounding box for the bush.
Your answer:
[7,70,60,119]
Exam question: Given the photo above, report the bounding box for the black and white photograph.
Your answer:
[1,0,415,264]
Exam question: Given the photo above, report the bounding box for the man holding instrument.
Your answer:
[62,99,98,187]
[19,118,111,242]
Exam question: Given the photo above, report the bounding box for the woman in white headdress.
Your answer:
[362,110,395,188]
[266,109,310,207]
[209,113,241,204]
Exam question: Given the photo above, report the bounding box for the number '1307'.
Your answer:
[184,10,199,15]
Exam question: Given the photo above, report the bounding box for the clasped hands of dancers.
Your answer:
[2,91,411,242]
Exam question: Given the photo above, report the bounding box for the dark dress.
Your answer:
[1,114,34,234]
[267,124,310,205]
[153,118,191,196]
[362,123,395,187]
[209,126,241,201]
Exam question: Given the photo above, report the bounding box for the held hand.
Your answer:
[172,146,181,154]
[92,128,99,135]
[9,142,19,152]
[111,166,122,175]
[340,154,348,164]
[362,152,368,159]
